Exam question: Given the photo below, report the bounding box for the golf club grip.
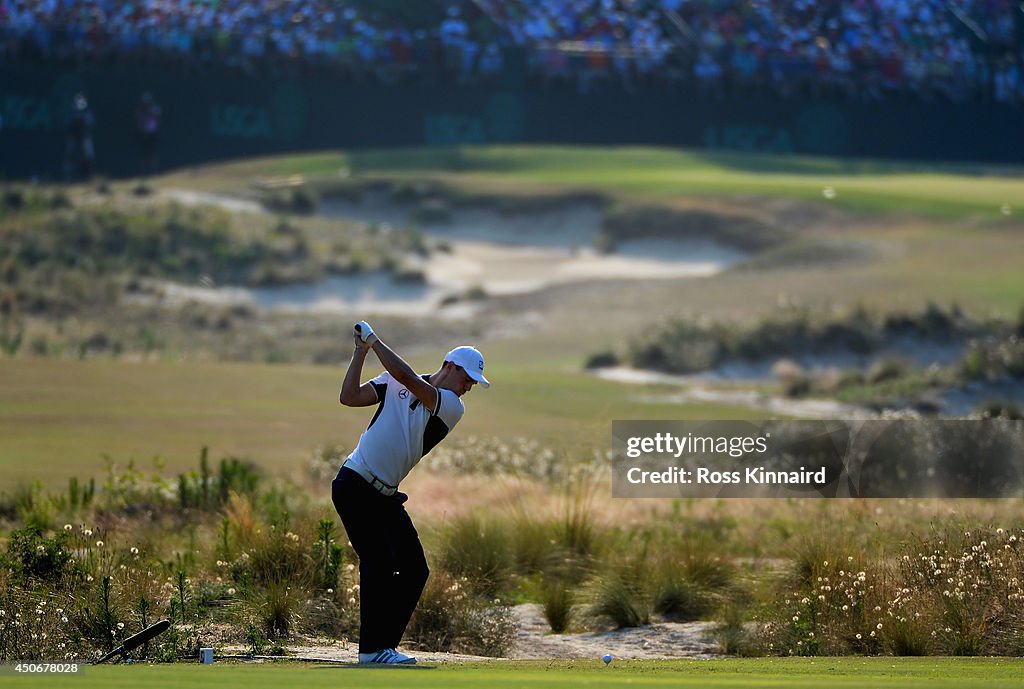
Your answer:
[121,619,171,652]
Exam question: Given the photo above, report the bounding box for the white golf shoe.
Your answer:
[358,648,417,665]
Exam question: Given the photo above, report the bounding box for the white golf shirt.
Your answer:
[345,371,465,488]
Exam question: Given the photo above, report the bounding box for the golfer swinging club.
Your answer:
[333,320,489,665]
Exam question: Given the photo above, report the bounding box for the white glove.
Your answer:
[353,321,378,345]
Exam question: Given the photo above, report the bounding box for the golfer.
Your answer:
[333,320,489,665]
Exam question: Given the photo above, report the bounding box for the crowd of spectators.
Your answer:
[0,0,1021,103]
[668,0,1023,103]
[487,0,1022,103]
[0,0,500,83]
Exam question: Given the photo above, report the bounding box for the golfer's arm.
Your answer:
[370,339,438,411]
[339,347,378,407]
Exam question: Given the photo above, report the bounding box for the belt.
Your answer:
[344,461,398,497]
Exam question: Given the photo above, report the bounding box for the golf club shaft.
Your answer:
[92,619,171,664]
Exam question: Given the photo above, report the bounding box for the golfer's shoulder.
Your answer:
[436,387,465,423]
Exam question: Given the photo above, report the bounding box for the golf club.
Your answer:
[92,619,171,664]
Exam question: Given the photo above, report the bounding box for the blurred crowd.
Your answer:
[0,0,502,83]
[0,0,1021,103]
[669,0,1023,103]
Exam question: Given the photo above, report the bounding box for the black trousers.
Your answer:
[331,466,429,654]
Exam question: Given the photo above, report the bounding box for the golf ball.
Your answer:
[602,654,612,665]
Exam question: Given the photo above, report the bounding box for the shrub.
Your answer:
[559,481,598,562]
[257,582,303,638]
[439,513,514,597]
[509,515,560,576]
[712,602,752,655]
[262,187,320,215]
[885,616,934,656]
[463,285,488,300]
[391,264,426,284]
[962,336,1024,381]
[541,576,575,633]
[866,357,909,384]
[629,318,723,373]
[758,527,1024,656]
[49,190,73,209]
[2,187,25,211]
[3,527,76,583]
[406,571,517,656]
[649,535,732,621]
[302,593,359,639]
[583,350,619,369]
[245,525,315,589]
[0,572,95,661]
[977,400,1024,420]
[625,303,998,376]
[652,576,712,621]
[589,559,651,629]
[313,520,344,591]
[80,575,124,654]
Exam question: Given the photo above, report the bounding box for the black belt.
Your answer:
[344,461,398,497]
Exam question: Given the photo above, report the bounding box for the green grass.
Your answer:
[241,146,1024,217]
[0,356,759,487]
[8,658,1024,689]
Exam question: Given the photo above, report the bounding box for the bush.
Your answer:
[245,525,315,589]
[48,191,73,209]
[3,527,76,583]
[406,571,518,656]
[2,187,26,211]
[541,576,575,633]
[961,336,1024,381]
[758,527,1024,656]
[262,187,320,215]
[302,593,359,639]
[712,602,752,655]
[977,400,1024,420]
[625,303,998,376]
[866,357,909,384]
[439,513,514,598]
[652,576,712,621]
[510,515,561,576]
[589,561,651,629]
[256,582,303,638]
[583,350,619,369]
[630,319,723,374]
[391,265,426,284]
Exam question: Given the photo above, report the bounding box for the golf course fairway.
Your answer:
[5,658,1024,689]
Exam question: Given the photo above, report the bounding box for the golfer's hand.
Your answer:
[353,321,378,349]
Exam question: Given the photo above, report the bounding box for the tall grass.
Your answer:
[590,562,651,629]
[5,442,1024,660]
[541,576,575,633]
[439,512,514,598]
[622,302,997,375]
[760,527,1024,656]
[405,570,518,656]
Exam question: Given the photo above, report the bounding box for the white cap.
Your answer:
[445,345,490,388]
